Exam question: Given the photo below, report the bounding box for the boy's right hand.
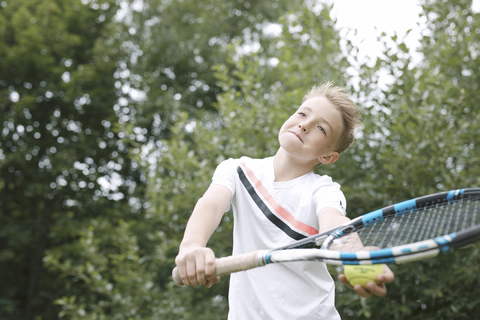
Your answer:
[174,246,219,287]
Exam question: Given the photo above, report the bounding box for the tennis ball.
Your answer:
[344,264,384,288]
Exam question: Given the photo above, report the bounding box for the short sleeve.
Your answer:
[314,184,347,216]
[210,158,239,196]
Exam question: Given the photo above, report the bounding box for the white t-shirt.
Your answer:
[211,156,347,320]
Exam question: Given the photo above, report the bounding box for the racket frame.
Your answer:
[173,188,480,286]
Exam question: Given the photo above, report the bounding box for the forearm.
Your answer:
[175,185,231,286]
[318,208,364,251]
[318,208,350,233]
[179,196,225,250]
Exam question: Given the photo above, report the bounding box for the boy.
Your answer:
[175,82,394,319]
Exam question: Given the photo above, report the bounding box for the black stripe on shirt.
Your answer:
[237,166,306,240]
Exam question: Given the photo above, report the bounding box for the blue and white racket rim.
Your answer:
[267,188,480,266]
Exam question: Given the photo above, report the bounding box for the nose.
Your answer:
[298,124,307,132]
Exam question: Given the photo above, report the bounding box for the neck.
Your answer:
[273,148,320,182]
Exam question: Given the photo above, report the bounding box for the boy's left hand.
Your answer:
[338,264,395,298]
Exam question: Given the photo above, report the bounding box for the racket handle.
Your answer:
[172,250,267,286]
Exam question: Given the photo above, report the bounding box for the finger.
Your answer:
[176,266,189,286]
[365,281,387,297]
[194,257,208,285]
[206,276,220,288]
[186,256,203,286]
[377,264,395,284]
[177,261,194,287]
[204,249,217,281]
[198,247,218,284]
[365,265,391,297]
[353,284,373,298]
[338,274,353,289]
[183,261,194,286]
[174,256,188,286]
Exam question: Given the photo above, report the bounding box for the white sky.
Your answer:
[317,0,424,91]
[329,0,423,65]
[329,0,480,64]
[324,0,480,90]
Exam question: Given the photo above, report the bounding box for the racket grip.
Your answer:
[172,250,267,286]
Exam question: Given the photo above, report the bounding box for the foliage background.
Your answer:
[0,0,479,319]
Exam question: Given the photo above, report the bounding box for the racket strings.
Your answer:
[338,196,480,251]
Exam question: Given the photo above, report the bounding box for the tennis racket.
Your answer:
[173,188,480,286]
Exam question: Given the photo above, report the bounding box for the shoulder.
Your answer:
[214,156,265,174]
[215,157,245,169]
[308,172,342,191]
[239,156,270,164]
[309,174,345,202]
[217,156,261,165]
[310,174,346,214]
[215,156,273,177]
[233,156,273,169]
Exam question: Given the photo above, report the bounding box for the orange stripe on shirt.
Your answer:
[240,162,319,236]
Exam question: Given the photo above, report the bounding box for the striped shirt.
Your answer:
[211,156,346,320]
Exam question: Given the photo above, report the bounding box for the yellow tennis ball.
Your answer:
[344,264,384,288]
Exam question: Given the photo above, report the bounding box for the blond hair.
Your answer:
[303,81,361,154]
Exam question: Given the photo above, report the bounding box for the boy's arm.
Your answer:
[318,208,395,298]
[175,184,232,287]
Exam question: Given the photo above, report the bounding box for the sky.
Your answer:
[323,0,480,90]
[328,0,424,65]
[328,0,480,65]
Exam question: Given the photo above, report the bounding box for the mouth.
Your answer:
[289,131,303,143]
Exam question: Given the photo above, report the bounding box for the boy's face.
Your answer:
[278,96,343,165]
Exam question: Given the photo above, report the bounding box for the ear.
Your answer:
[317,152,339,165]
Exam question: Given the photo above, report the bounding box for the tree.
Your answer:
[147,0,480,318]
[29,0,338,319]
[3,0,479,318]
[0,0,135,318]
[144,3,353,318]
[334,0,480,318]
[117,0,298,143]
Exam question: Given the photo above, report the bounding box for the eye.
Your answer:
[297,112,306,117]
[318,126,326,135]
